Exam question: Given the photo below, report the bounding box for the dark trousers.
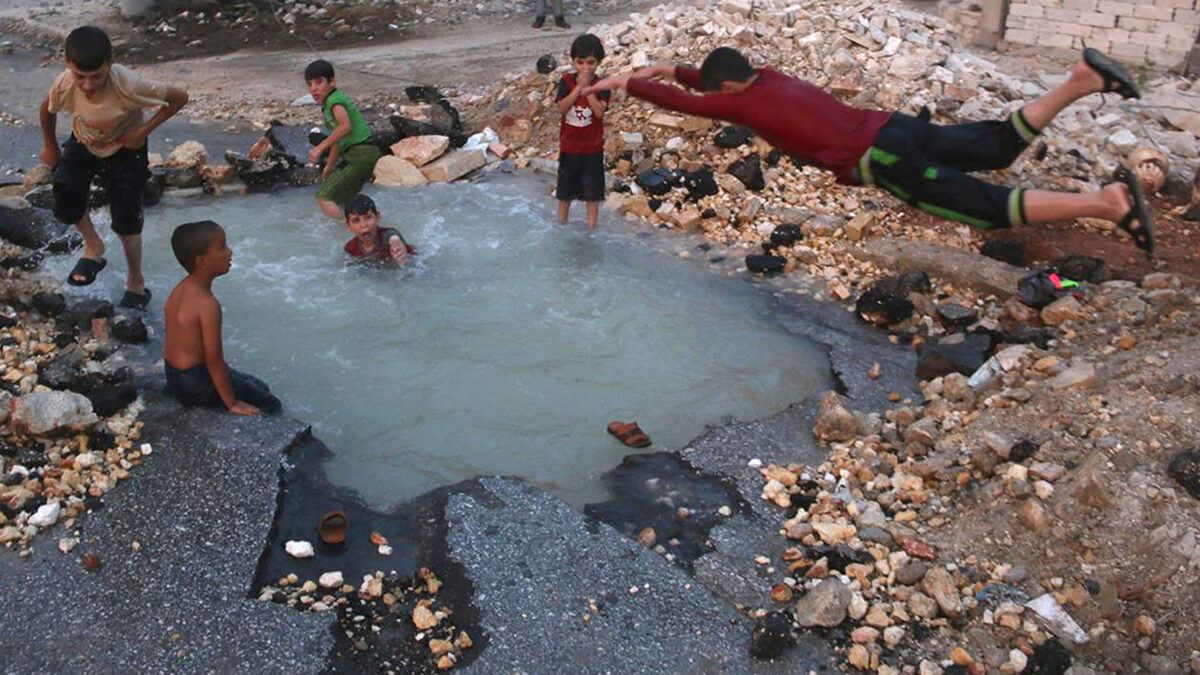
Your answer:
[858,109,1039,229]
[165,364,282,415]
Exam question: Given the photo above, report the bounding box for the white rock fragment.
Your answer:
[286,540,315,559]
[29,501,61,528]
[319,571,344,589]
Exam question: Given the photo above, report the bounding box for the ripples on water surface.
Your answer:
[61,176,830,506]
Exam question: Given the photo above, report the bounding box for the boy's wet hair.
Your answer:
[171,220,223,273]
[570,34,605,62]
[65,26,112,72]
[343,194,379,219]
[304,59,335,82]
[699,47,754,91]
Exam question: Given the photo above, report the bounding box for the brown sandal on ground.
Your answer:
[607,421,651,448]
[317,510,348,544]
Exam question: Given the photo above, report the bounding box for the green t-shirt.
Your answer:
[323,89,372,153]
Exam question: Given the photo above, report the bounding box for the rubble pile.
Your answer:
[461,0,1199,301]
[258,563,476,670]
[752,270,1200,672]
[0,240,150,556]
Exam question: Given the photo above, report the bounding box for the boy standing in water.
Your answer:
[39,25,190,308]
[343,194,416,265]
[555,34,611,230]
[163,221,281,416]
[585,47,1154,255]
[304,60,382,221]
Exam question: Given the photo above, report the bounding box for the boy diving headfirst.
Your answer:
[585,47,1154,256]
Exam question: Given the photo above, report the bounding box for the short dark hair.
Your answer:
[304,59,335,82]
[569,34,605,62]
[699,47,754,91]
[65,26,112,72]
[343,194,378,219]
[171,220,223,272]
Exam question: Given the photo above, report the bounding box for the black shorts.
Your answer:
[53,135,150,235]
[556,151,605,202]
[856,111,1038,229]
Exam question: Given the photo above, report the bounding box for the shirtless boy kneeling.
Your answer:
[163,221,281,416]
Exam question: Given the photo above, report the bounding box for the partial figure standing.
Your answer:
[39,25,189,309]
[304,60,383,221]
[555,34,611,230]
[533,0,570,29]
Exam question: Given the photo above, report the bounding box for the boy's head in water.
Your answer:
[303,59,337,105]
[171,220,231,277]
[698,47,757,93]
[569,34,605,83]
[344,194,381,242]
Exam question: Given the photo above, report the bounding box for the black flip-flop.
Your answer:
[118,288,152,310]
[1114,165,1155,257]
[1083,47,1140,99]
[67,257,107,286]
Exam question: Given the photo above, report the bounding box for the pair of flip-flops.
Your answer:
[66,256,152,309]
[1113,165,1155,258]
[1082,47,1154,258]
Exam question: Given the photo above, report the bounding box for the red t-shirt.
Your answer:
[626,67,891,184]
[557,72,611,155]
[344,227,416,261]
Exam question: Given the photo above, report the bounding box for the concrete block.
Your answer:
[373,156,428,187]
[1005,28,1039,43]
[1134,4,1176,19]
[1045,8,1081,20]
[1041,32,1076,47]
[1062,0,1097,10]
[1157,20,1198,37]
[1078,11,1117,26]
[419,149,487,183]
[1098,27,1131,42]
[1110,41,1149,58]
[1098,0,1134,13]
[1117,16,1157,30]
[1010,3,1045,16]
[1176,9,1200,23]
[1055,21,1093,36]
[1129,30,1160,45]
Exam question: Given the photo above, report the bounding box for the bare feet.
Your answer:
[1102,182,1147,235]
[1067,59,1106,96]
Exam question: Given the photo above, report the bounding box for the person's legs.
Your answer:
[533,0,547,25]
[317,144,382,221]
[229,369,282,414]
[317,198,343,220]
[117,234,144,294]
[925,54,1109,173]
[579,151,604,229]
[586,202,599,230]
[556,153,582,223]
[53,137,105,278]
[1022,183,1129,224]
[106,143,151,295]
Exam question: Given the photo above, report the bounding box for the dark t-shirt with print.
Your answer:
[556,73,611,155]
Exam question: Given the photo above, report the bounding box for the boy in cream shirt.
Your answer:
[39,25,189,308]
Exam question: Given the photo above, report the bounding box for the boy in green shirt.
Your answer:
[304,60,382,220]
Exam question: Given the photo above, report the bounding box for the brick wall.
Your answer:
[1004,0,1200,66]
